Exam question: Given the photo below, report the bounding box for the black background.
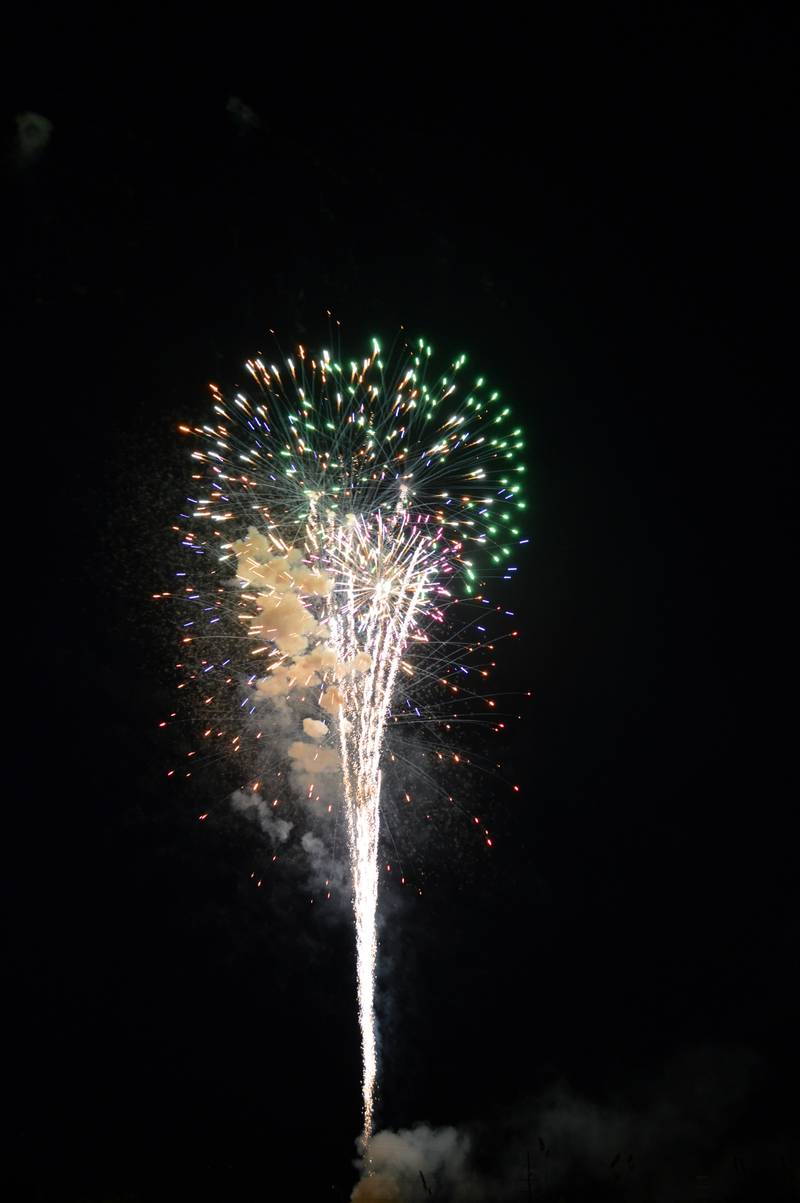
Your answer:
[7,10,797,1200]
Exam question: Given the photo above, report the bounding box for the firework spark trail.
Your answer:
[330,523,432,1143]
[169,335,528,1151]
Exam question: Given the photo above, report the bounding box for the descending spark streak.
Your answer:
[330,523,430,1143]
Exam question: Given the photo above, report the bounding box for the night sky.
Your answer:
[7,12,797,1201]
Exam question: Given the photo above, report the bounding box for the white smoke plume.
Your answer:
[287,740,340,782]
[352,1125,471,1203]
[301,831,349,895]
[232,528,366,715]
[345,1047,775,1202]
[228,530,354,893]
[229,527,378,815]
[230,790,293,845]
[246,589,318,656]
[303,718,329,741]
[232,530,332,597]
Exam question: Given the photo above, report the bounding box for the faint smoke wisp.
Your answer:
[230,790,293,846]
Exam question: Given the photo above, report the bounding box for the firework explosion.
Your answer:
[161,334,528,1147]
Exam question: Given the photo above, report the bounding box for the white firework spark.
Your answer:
[162,334,528,1148]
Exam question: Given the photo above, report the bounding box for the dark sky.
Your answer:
[7,11,797,1202]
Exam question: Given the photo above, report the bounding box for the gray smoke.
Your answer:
[230,790,293,846]
[301,831,349,896]
[14,112,53,165]
[348,1046,793,1202]
[352,1124,470,1203]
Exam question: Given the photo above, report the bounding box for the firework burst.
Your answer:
[161,334,528,1146]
